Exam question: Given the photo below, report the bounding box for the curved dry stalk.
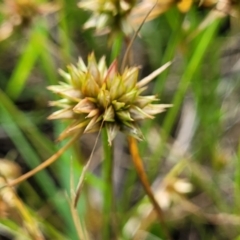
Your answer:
[2,132,82,189]
[137,61,172,88]
[120,0,159,73]
[127,136,171,240]
[74,123,103,208]
[69,197,89,240]
[68,161,90,240]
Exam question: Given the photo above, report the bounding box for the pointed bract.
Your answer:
[103,105,115,122]
[73,98,96,113]
[106,123,119,145]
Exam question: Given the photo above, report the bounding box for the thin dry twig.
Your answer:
[74,122,104,208]
[68,160,90,240]
[120,0,159,73]
[137,61,172,88]
[1,132,82,188]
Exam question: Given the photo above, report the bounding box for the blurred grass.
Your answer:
[5,23,48,99]
[0,1,240,240]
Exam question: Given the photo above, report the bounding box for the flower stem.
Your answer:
[100,31,123,239]
[110,33,123,63]
[102,127,117,239]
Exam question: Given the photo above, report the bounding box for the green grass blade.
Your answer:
[0,89,54,158]
[5,24,47,99]
[0,104,77,238]
[151,19,221,163]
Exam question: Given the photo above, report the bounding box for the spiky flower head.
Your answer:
[78,0,137,37]
[48,53,171,145]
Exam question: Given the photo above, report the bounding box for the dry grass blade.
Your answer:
[1,132,82,189]
[137,61,172,88]
[178,195,240,226]
[127,136,171,240]
[120,0,159,73]
[1,177,45,239]
[68,161,90,240]
[74,122,104,208]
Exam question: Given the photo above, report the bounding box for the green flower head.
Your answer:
[48,53,171,145]
[78,0,137,36]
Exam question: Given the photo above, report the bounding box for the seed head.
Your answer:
[48,53,171,145]
[78,0,137,37]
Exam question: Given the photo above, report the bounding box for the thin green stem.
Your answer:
[100,31,123,240]
[58,0,72,63]
[102,128,116,239]
[110,33,123,62]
